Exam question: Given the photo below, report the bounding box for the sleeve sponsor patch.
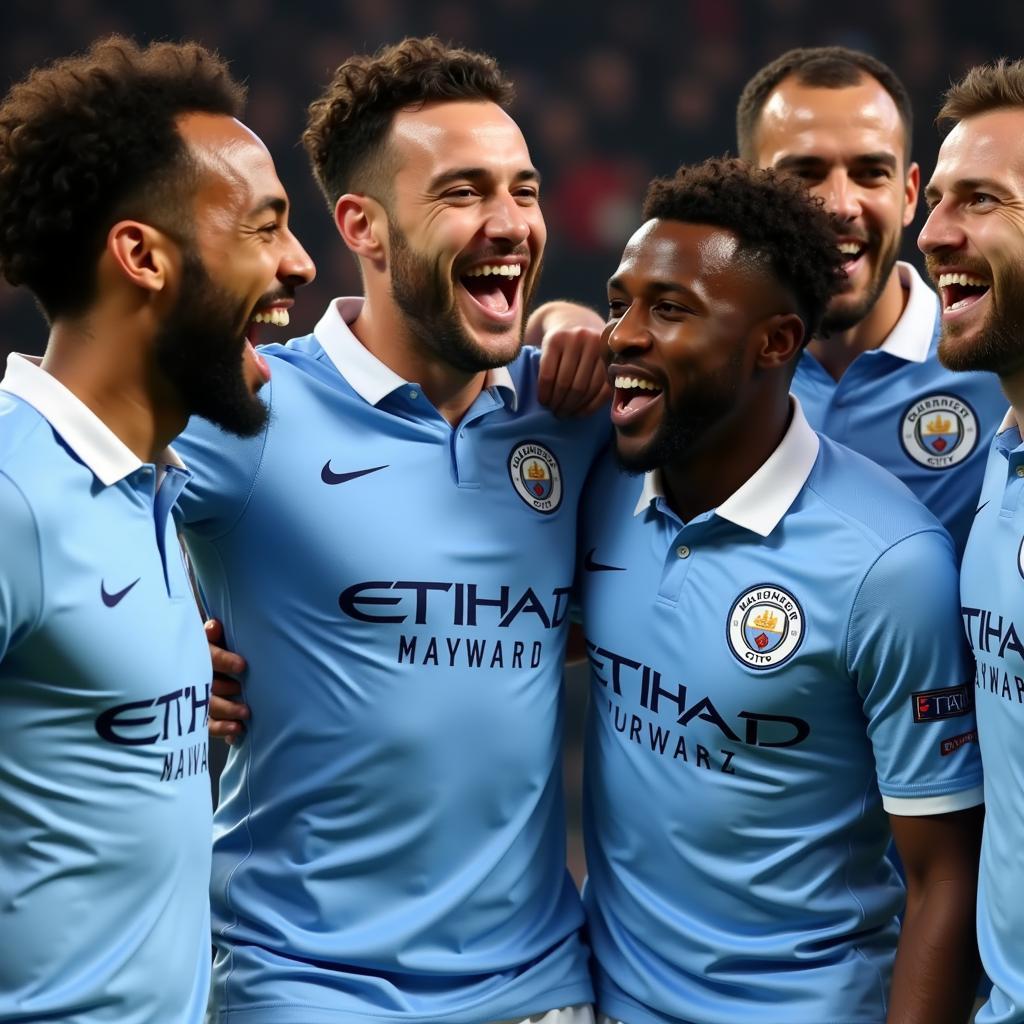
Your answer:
[941,729,978,756]
[911,684,973,723]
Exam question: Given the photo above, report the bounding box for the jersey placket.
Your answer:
[446,387,507,488]
[649,499,714,606]
[999,437,1024,517]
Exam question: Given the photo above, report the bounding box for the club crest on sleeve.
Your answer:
[899,393,978,469]
[727,584,804,669]
[508,441,563,514]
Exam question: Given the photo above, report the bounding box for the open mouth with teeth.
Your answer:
[612,374,664,426]
[459,263,523,318]
[243,306,291,384]
[937,272,991,313]
[837,240,867,271]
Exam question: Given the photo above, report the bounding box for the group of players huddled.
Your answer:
[1,30,1023,1024]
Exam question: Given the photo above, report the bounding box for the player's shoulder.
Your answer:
[503,344,542,399]
[506,345,611,442]
[258,331,322,366]
[0,393,73,493]
[580,445,639,522]
[805,434,950,550]
[0,391,48,464]
[0,459,42,572]
[256,332,363,402]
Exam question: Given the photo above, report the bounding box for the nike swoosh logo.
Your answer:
[975,500,989,517]
[101,577,140,607]
[321,462,389,485]
[584,548,625,572]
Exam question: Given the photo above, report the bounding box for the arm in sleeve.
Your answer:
[885,806,983,1024]
[848,527,983,814]
[0,472,44,661]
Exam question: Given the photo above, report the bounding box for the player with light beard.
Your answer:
[736,46,1005,559]
[919,58,1024,1024]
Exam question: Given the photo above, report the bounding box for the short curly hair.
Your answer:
[0,35,245,319]
[303,36,514,209]
[642,158,844,342]
[736,46,913,165]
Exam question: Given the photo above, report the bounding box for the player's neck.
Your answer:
[660,390,792,524]
[350,297,488,427]
[999,368,1024,432]
[806,267,908,381]
[43,315,183,465]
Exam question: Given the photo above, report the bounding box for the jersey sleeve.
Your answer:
[171,381,273,539]
[0,472,44,661]
[847,528,983,816]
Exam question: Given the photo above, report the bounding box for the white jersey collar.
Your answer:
[0,354,184,486]
[877,262,938,364]
[314,297,518,409]
[634,398,820,538]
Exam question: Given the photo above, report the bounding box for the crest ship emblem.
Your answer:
[900,394,978,469]
[728,584,805,669]
[508,441,563,514]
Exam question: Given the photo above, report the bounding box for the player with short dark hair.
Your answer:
[0,35,313,1022]
[919,57,1024,1024]
[177,36,607,1024]
[735,46,914,165]
[736,45,1005,559]
[580,158,983,1024]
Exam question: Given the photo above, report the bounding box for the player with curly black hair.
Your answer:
[0,36,313,1023]
[576,157,984,1024]
[641,158,842,354]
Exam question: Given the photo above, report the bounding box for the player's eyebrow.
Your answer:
[427,166,542,191]
[925,176,1011,205]
[246,195,288,219]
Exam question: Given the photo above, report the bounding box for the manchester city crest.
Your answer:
[727,584,805,670]
[900,393,978,469]
[508,441,563,514]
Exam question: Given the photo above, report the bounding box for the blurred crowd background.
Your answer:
[1,0,1017,877]
[2,0,1018,362]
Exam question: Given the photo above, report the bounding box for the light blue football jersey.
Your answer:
[174,298,607,1024]
[0,356,213,1023]
[959,413,1024,1024]
[791,262,1005,557]
[578,402,983,1024]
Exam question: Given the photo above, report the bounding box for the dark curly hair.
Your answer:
[736,46,913,164]
[303,36,514,209]
[643,158,844,343]
[0,35,245,319]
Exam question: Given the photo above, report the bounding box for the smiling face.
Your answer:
[157,114,314,435]
[605,220,778,472]
[382,100,545,372]
[919,107,1024,376]
[752,74,917,333]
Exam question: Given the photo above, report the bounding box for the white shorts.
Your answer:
[490,1004,595,1024]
